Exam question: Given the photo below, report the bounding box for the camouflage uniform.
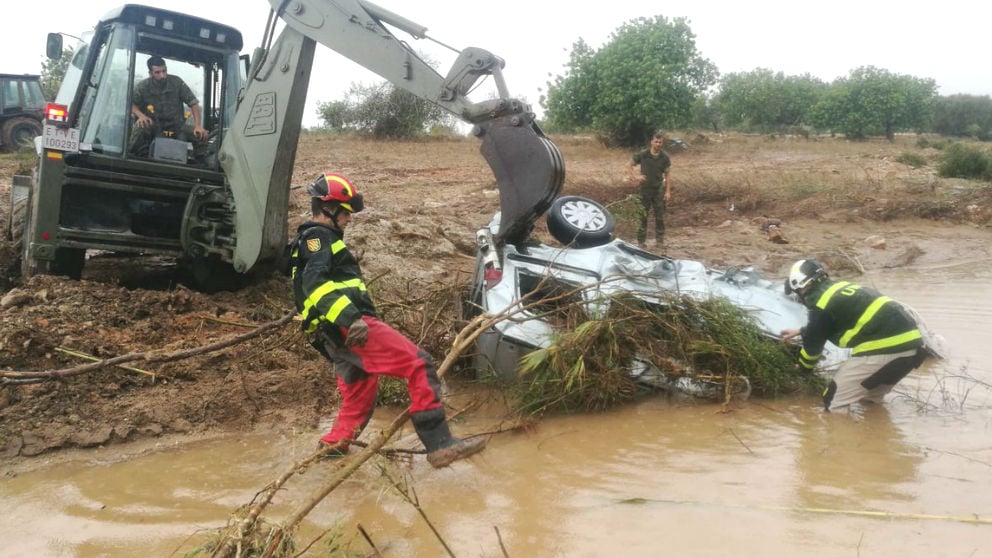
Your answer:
[631,147,672,245]
[130,74,199,155]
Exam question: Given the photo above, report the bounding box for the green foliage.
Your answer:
[516,318,640,415]
[895,152,927,168]
[377,376,411,407]
[933,94,992,139]
[917,136,949,150]
[316,82,455,138]
[513,293,823,416]
[785,181,828,200]
[40,47,73,101]
[541,38,596,135]
[690,94,723,133]
[964,123,985,139]
[715,69,826,132]
[808,66,936,140]
[681,298,820,398]
[938,143,992,180]
[315,100,353,131]
[543,16,718,147]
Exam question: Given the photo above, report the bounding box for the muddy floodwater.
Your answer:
[3,262,991,558]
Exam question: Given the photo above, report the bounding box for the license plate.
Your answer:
[42,123,80,152]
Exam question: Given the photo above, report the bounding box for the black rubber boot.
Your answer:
[411,408,486,468]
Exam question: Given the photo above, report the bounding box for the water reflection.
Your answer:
[793,404,920,512]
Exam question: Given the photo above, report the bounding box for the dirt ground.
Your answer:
[1,132,990,471]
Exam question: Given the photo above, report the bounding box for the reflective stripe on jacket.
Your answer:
[798,280,922,369]
[290,222,376,342]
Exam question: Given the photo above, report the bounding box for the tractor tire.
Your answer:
[1,117,42,152]
[182,255,243,293]
[1,196,27,287]
[5,195,26,244]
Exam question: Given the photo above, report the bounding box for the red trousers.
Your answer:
[318,316,443,446]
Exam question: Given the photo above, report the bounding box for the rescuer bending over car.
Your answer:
[286,173,486,468]
[780,259,930,414]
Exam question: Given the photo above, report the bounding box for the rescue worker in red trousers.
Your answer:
[779,259,929,414]
[288,173,486,468]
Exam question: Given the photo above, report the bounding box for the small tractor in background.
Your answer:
[0,73,45,152]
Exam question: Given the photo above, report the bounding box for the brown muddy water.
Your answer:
[2,262,991,558]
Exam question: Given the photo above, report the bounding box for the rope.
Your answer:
[617,497,991,525]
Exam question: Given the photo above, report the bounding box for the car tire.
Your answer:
[546,195,614,248]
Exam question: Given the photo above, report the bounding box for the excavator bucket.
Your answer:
[478,115,565,247]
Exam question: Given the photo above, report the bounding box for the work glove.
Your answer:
[344,318,369,348]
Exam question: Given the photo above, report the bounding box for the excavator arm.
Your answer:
[219,0,564,272]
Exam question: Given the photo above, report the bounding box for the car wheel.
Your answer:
[546,195,614,248]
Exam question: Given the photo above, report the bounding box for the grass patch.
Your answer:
[513,292,824,416]
[895,152,927,168]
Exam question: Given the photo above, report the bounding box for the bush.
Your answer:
[938,143,992,180]
[895,152,927,168]
[918,136,949,150]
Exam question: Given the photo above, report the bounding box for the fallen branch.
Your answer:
[55,346,158,380]
[379,464,456,558]
[1,313,295,384]
[205,294,547,557]
[201,274,664,556]
[251,413,411,558]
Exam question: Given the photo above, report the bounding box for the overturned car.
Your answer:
[466,194,849,400]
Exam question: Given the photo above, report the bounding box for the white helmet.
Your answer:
[785,259,827,294]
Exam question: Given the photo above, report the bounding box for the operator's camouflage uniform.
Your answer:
[130,74,199,155]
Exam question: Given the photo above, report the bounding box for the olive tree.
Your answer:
[543,16,717,147]
[317,82,454,137]
[40,47,73,101]
[715,69,826,132]
[932,94,992,140]
[315,100,353,131]
[808,66,936,140]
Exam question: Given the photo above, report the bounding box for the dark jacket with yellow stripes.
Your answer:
[289,222,376,345]
[797,279,922,370]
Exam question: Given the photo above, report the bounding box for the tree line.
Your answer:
[313,15,991,146]
[40,17,991,146]
[542,16,992,146]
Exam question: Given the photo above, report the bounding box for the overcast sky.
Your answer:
[5,0,989,128]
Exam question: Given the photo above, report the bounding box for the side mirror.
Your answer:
[46,33,63,60]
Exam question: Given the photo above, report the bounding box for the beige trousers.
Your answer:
[824,349,920,412]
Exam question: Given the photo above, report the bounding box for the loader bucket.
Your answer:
[478,117,565,247]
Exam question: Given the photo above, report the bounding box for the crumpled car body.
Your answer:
[467,196,849,400]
